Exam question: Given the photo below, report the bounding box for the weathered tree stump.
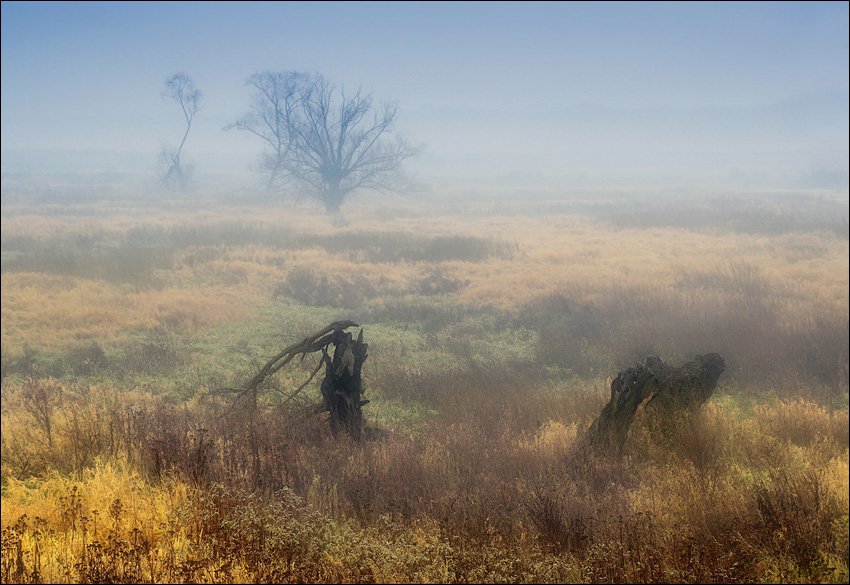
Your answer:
[320,328,369,439]
[587,353,726,453]
[229,320,370,440]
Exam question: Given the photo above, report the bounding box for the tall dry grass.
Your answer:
[2,373,847,583]
[2,192,847,582]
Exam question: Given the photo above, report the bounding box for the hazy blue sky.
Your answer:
[2,1,848,186]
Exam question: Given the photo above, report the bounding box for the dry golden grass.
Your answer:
[1,192,847,583]
[1,375,847,583]
[1,274,252,351]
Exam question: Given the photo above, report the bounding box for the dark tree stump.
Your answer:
[321,328,369,440]
[587,353,725,453]
[228,321,371,441]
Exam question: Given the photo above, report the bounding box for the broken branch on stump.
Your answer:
[246,320,359,391]
[226,320,359,411]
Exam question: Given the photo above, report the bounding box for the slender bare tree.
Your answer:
[228,71,421,213]
[160,72,201,191]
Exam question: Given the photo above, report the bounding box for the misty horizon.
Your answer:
[2,1,848,192]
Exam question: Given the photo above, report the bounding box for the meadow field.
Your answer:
[1,184,848,583]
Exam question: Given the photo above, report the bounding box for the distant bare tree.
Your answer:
[228,71,421,213]
[160,72,201,191]
[226,71,309,190]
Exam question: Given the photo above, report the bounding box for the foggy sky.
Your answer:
[1,1,848,188]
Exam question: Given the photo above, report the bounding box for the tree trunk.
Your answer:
[228,321,369,439]
[320,328,369,439]
[587,353,725,453]
[323,190,344,213]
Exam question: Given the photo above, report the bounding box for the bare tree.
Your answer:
[160,72,201,191]
[226,71,309,190]
[228,71,421,213]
